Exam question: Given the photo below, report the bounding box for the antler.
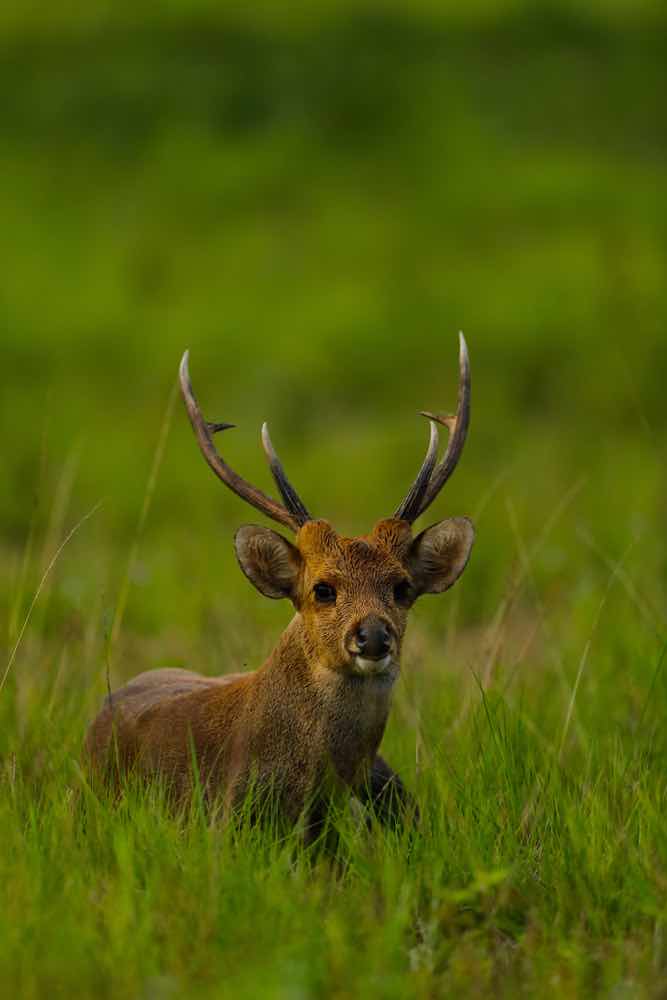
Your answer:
[179,351,312,532]
[394,333,471,523]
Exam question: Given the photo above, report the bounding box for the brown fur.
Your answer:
[85,516,474,828]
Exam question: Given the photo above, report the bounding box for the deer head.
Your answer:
[179,335,474,684]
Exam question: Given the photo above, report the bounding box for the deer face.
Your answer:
[180,333,474,681]
[234,516,474,679]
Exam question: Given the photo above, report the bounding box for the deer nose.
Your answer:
[355,617,392,660]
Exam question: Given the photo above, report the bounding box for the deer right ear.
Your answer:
[234,525,302,600]
[409,517,475,595]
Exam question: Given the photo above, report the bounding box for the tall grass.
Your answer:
[1,417,665,996]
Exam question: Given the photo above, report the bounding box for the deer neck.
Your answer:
[260,615,395,785]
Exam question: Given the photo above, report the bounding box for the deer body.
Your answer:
[86,337,475,830]
[87,618,394,821]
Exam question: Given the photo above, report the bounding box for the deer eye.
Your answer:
[313,582,336,604]
[393,579,414,607]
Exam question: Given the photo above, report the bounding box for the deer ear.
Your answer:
[409,517,475,595]
[234,525,302,600]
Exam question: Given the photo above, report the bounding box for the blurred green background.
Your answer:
[1,0,665,679]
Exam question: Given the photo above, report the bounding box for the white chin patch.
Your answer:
[354,654,393,675]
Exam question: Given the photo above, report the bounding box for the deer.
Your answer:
[85,335,474,836]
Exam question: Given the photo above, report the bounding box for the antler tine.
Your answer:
[393,333,471,525]
[179,351,306,532]
[261,423,312,526]
[416,332,471,518]
[393,418,440,521]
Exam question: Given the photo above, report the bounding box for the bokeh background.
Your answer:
[2,0,664,675]
[1,2,667,995]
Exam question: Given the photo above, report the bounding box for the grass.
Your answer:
[2,448,665,999]
[1,0,667,996]
[3,615,667,997]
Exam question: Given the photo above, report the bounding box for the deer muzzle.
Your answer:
[346,616,396,676]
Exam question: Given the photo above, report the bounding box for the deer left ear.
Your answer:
[409,517,475,595]
[234,525,302,600]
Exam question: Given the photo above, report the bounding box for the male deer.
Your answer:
[86,335,474,833]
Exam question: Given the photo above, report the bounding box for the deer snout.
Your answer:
[351,616,394,661]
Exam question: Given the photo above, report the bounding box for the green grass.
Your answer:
[1,1,667,995]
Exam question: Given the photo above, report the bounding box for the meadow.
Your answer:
[1,1,666,995]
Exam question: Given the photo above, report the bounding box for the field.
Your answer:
[1,1,666,996]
